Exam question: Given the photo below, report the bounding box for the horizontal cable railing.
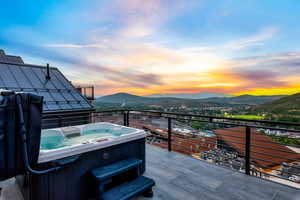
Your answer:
[41,110,300,186]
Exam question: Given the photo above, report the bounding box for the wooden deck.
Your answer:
[1,144,300,200]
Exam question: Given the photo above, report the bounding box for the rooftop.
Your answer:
[1,144,300,200]
[0,49,93,112]
[214,127,300,168]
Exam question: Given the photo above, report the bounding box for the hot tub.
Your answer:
[39,122,146,163]
[17,122,146,200]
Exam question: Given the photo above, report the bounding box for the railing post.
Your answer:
[168,118,172,152]
[245,126,251,175]
[123,111,127,126]
[126,111,130,126]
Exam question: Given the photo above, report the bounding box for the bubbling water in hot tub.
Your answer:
[40,123,134,150]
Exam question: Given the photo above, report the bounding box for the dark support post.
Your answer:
[245,126,251,175]
[168,118,172,152]
[126,111,130,126]
[123,111,127,126]
[91,86,95,101]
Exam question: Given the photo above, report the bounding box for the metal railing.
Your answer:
[42,109,300,186]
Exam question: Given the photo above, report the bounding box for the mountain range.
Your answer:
[96,92,287,105]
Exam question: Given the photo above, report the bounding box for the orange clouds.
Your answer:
[65,43,300,96]
[232,87,300,96]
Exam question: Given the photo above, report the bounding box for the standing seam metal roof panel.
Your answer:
[9,65,33,88]
[21,67,45,88]
[0,72,5,88]
[0,64,19,87]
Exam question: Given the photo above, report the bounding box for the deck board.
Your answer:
[1,144,300,200]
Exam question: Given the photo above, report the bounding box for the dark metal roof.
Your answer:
[0,50,93,113]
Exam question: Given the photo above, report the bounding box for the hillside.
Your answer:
[96,93,197,104]
[96,93,286,106]
[197,95,286,105]
[253,93,300,115]
[145,92,233,99]
[95,92,224,106]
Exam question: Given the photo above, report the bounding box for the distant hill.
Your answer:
[253,93,300,115]
[197,95,287,105]
[96,93,191,104]
[96,93,154,104]
[145,92,233,99]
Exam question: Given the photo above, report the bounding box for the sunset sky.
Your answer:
[1,0,300,96]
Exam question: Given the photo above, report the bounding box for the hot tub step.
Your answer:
[102,176,155,200]
[92,158,142,182]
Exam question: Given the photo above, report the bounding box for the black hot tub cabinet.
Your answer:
[17,137,146,200]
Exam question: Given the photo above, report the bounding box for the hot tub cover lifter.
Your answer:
[0,91,60,181]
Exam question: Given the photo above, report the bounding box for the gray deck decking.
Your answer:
[1,144,300,200]
[142,145,300,200]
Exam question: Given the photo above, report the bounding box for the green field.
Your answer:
[224,114,265,120]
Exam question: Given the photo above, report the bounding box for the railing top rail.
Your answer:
[91,109,300,127]
[128,110,300,126]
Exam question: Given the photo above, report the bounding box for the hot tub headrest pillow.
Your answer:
[0,91,60,181]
